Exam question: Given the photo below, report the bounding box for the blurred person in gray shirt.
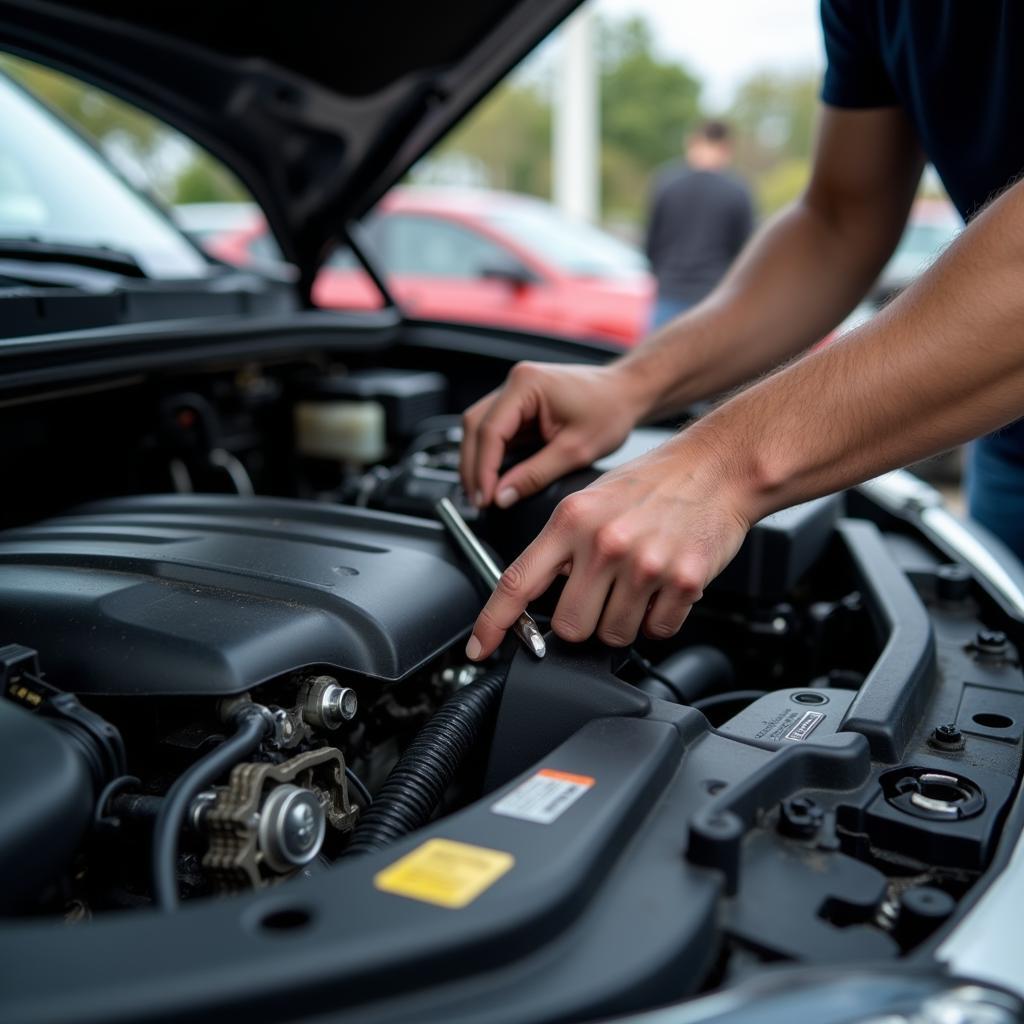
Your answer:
[645,121,754,329]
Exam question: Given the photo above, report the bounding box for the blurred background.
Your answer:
[0,0,964,495]
[3,3,842,233]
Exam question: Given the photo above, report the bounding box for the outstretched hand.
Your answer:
[464,434,754,661]
[459,361,648,509]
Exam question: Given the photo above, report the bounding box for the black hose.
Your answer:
[151,709,269,911]
[347,669,506,855]
[633,645,734,704]
[345,765,373,808]
[692,689,768,723]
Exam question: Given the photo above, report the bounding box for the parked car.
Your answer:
[173,201,282,262]
[874,196,961,302]
[199,188,654,347]
[1,7,1024,1024]
[838,198,961,335]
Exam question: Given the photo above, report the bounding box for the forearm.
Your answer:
[692,181,1024,524]
[618,197,896,419]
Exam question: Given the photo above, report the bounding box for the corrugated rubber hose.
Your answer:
[347,668,506,855]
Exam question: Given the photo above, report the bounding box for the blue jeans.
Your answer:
[966,428,1024,562]
[649,296,692,331]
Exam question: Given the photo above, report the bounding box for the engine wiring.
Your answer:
[345,765,373,808]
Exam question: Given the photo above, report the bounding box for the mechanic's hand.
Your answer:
[464,435,754,660]
[460,361,649,509]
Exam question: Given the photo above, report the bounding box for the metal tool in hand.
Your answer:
[435,496,546,659]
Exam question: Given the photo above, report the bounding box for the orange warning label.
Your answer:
[536,768,596,786]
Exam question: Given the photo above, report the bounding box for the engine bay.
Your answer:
[1,340,1023,1023]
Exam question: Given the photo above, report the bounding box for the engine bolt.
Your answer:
[303,676,358,731]
[976,629,1008,656]
[932,723,963,748]
[778,796,824,839]
[896,886,956,945]
[322,684,357,727]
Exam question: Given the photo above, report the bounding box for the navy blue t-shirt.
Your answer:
[820,0,1024,463]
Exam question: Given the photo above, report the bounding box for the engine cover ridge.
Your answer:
[0,495,480,695]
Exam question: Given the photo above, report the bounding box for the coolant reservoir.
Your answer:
[294,368,447,466]
[294,400,387,465]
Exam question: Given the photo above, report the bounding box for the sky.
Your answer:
[592,0,824,110]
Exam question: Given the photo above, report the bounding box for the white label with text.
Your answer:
[491,768,595,824]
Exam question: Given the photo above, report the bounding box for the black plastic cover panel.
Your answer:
[0,495,480,696]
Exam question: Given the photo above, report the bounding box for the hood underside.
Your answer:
[0,0,582,293]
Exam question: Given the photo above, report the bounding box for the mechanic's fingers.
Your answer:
[549,560,616,644]
[467,535,569,660]
[596,576,662,648]
[459,417,480,504]
[492,433,589,509]
[460,393,497,503]
[641,570,704,640]
[474,389,538,507]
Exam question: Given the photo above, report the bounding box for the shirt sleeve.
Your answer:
[820,0,899,109]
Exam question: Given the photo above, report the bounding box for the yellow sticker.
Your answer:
[374,838,515,909]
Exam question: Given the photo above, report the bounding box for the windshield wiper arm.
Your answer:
[0,240,145,278]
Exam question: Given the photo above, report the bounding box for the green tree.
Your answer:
[432,15,703,227]
[171,158,247,204]
[592,15,706,223]
[434,82,552,197]
[598,15,702,215]
[0,54,248,206]
[0,55,163,163]
[728,73,819,214]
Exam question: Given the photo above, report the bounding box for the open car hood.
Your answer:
[0,0,582,293]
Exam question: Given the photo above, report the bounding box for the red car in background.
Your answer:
[191,188,654,347]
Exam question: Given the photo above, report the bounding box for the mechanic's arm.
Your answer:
[461,105,923,509]
[465,176,1024,660]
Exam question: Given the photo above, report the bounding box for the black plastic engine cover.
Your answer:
[0,495,480,695]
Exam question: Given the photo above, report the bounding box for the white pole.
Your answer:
[553,7,599,223]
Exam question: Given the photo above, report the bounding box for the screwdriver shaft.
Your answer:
[435,497,546,659]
